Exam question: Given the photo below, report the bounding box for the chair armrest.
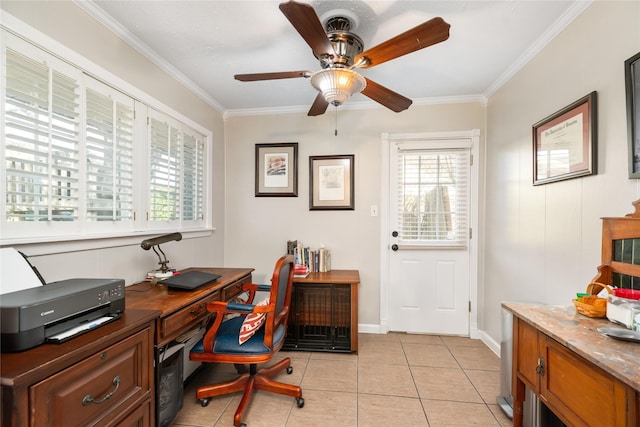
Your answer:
[226,302,255,313]
[241,283,272,304]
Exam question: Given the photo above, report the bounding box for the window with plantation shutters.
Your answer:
[148,109,205,226]
[4,45,81,226]
[85,80,134,225]
[182,132,204,221]
[1,28,211,243]
[395,145,470,248]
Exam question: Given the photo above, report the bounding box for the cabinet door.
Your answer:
[542,336,631,427]
[513,318,540,393]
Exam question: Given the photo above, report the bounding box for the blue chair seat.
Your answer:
[191,316,286,355]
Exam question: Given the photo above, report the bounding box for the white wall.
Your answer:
[1,1,226,285]
[224,104,486,327]
[483,0,640,342]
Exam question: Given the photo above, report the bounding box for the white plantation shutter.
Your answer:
[182,132,204,221]
[4,46,80,224]
[395,147,470,247]
[148,110,205,226]
[85,83,134,224]
[149,114,180,222]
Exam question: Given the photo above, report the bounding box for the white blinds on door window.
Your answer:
[395,147,470,247]
[4,48,81,222]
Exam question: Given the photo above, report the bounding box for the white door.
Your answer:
[386,136,473,335]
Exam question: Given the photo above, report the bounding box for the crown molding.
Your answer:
[75,0,225,113]
[484,0,592,97]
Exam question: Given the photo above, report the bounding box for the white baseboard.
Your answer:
[478,330,500,357]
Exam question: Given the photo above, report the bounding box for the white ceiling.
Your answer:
[80,0,587,115]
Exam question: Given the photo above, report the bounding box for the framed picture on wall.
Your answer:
[626,51,640,178]
[255,143,298,197]
[309,155,354,210]
[532,91,597,185]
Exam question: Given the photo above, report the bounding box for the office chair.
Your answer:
[189,254,304,427]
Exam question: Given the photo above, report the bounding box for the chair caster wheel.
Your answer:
[286,366,293,374]
[296,397,305,408]
[200,398,210,407]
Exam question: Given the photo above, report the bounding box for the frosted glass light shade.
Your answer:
[310,68,366,106]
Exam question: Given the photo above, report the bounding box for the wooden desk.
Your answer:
[504,303,639,427]
[1,309,158,427]
[125,267,254,347]
[285,270,360,353]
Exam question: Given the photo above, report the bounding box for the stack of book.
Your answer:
[287,240,331,275]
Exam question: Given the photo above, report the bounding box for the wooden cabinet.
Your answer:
[1,309,157,427]
[284,270,359,353]
[512,315,638,427]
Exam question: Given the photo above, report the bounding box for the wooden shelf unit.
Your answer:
[284,270,360,353]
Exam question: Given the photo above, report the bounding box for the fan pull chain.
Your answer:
[334,105,338,136]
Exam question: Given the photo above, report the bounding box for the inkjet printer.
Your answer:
[0,278,125,352]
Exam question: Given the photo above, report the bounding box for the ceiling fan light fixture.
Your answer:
[310,68,366,106]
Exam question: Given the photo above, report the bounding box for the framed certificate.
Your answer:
[532,92,597,185]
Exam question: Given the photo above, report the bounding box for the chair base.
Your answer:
[196,357,303,427]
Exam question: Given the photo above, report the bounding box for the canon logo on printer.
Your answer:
[40,309,54,316]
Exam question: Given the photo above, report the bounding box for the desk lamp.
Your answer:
[140,232,182,279]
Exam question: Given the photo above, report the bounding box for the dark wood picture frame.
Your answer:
[255,143,298,197]
[626,52,640,178]
[309,155,354,210]
[532,91,597,185]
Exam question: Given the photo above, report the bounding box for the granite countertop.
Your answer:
[502,302,640,391]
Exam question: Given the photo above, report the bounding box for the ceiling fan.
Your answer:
[234,0,450,116]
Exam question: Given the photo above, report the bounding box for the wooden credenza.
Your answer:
[284,270,360,353]
[0,309,158,427]
[504,303,639,427]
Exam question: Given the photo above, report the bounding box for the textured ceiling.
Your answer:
[81,0,586,114]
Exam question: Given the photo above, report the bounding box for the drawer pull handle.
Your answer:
[82,376,120,406]
[190,303,205,315]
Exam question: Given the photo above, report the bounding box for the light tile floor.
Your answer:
[173,333,513,426]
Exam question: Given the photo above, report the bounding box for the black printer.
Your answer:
[0,278,125,352]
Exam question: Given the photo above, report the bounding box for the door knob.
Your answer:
[392,231,399,237]
[391,244,399,251]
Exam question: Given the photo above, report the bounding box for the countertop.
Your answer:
[502,302,640,391]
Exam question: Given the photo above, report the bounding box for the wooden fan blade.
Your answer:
[279,0,335,59]
[234,71,310,81]
[362,78,412,112]
[355,17,450,69]
[308,92,329,116]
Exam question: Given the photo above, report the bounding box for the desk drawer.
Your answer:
[30,328,152,427]
[221,274,252,301]
[161,292,219,342]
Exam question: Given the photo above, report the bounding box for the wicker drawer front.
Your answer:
[30,328,151,427]
[221,275,251,301]
[161,292,219,341]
